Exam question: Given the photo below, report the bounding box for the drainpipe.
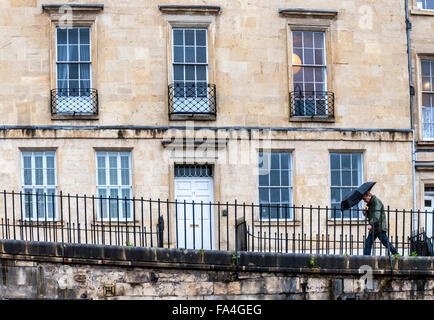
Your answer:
[405,0,418,232]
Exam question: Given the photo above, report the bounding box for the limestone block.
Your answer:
[307,278,329,293]
[213,282,227,295]
[308,293,329,300]
[240,279,265,295]
[344,279,355,293]
[187,282,214,296]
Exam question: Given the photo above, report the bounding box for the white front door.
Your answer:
[175,177,214,250]
[424,195,434,241]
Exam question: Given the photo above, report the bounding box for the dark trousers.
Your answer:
[364,231,399,256]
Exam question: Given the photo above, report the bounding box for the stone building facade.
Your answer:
[0,0,430,251]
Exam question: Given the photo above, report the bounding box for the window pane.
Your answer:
[270,188,280,202]
[281,153,290,170]
[121,169,129,185]
[24,189,33,219]
[69,45,79,61]
[185,30,194,45]
[46,189,56,219]
[304,67,314,82]
[121,189,131,219]
[341,154,351,169]
[196,47,207,63]
[281,188,289,202]
[314,32,324,48]
[47,169,55,185]
[281,170,289,186]
[69,64,79,79]
[110,169,118,185]
[109,189,119,219]
[342,171,351,186]
[351,154,360,171]
[303,32,313,48]
[57,28,67,44]
[315,49,324,65]
[173,29,184,45]
[173,65,184,81]
[98,169,106,185]
[23,156,32,168]
[98,188,108,219]
[270,170,280,186]
[185,47,195,63]
[331,188,340,203]
[80,28,90,44]
[185,65,195,81]
[35,169,43,185]
[271,153,280,169]
[259,152,271,170]
[80,64,91,80]
[422,61,431,76]
[293,66,303,81]
[331,171,341,186]
[196,30,206,46]
[423,77,431,91]
[24,169,32,185]
[121,155,129,169]
[173,46,184,63]
[292,31,303,47]
[304,49,314,64]
[46,156,55,169]
[352,170,359,186]
[259,171,269,186]
[80,45,90,61]
[57,46,68,61]
[315,68,324,82]
[259,188,269,202]
[68,28,78,44]
[196,65,207,81]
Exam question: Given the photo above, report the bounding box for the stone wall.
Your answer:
[0,240,433,300]
[0,0,410,129]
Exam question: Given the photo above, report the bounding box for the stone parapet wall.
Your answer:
[0,240,432,300]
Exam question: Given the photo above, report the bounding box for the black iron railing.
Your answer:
[50,88,98,115]
[289,91,334,119]
[168,83,216,117]
[0,190,432,256]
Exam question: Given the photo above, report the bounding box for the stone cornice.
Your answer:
[158,5,221,15]
[279,8,338,19]
[42,4,104,14]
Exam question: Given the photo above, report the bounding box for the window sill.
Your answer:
[416,140,434,147]
[289,116,335,123]
[411,9,434,16]
[326,219,366,226]
[169,114,216,121]
[254,220,301,227]
[51,114,99,121]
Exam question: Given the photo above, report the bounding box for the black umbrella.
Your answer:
[340,182,376,211]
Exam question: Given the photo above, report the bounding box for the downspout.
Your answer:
[405,0,418,232]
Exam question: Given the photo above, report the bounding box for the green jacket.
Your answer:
[366,195,388,233]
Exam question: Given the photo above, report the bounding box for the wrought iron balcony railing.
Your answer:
[168,83,217,117]
[289,91,335,119]
[50,88,98,115]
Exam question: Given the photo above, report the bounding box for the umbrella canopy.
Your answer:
[340,182,376,211]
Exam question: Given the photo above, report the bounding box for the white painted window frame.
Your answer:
[95,151,133,222]
[258,152,294,221]
[21,151,58,221]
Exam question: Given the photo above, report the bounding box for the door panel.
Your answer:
[424,196,433,240]
[175,177,214,250]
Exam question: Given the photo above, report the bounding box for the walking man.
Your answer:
[362,191,399,256]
